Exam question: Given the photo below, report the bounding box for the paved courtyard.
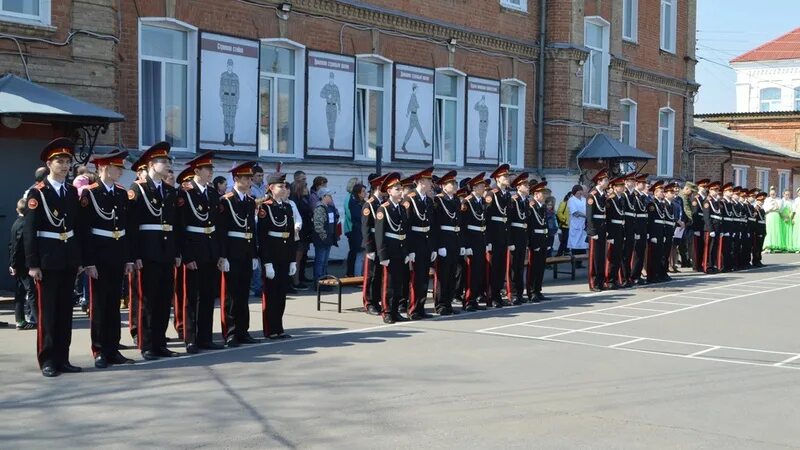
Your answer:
[2,254,800,448]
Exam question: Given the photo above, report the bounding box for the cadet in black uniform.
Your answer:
[375,173,410,324]
[127,160,149,345]
[24,138,83,377]
[586,168,610,292]
[527,181,550,302]
[646,181,667,284]
[619,173,638,287]
[257,173,297,339]
[461,174,489,312]
[506,172,530,305]
[719,183,736,272]
[630,173,650,285]
[432,170,462,315]
[752,191,767,267]
[404,168,436,320]
[172,168,195,340]
[702,182,722,274]
[361,173,387,315]
[218,161,260,347]
[660,183,678,282]
[605,176,627,289]
[79,150,135,368]
[691,179,710,272]
[453,178,471,305]
[486,164,511,307]
[127,142,181,360]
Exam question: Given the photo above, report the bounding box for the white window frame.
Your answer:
[0,0,50,26]
[354,54,392,163]
[793,87,800,111]
[500,0,527,12]
[622,0,638,43]
[433,68,466,167]
[660,0,677,53]
[759,87,782,112]
[755,167,770,193]
[732,165,748,187]
[620,98,637,148]
[778,169,790,195]
[583,16,611,109]
[657,107,675,177]
[258,38,306,159]
[138,18,198,154]
[500,78,527,168]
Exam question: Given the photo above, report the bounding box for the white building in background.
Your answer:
[731,27,800,113]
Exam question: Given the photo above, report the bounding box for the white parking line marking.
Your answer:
[647,300,695,307]
[589,312,639,318]
[555,317,610,324]
[773,354,800,367]
[618,306,667,312]
[609,337,645,348]
[687,346,720,357]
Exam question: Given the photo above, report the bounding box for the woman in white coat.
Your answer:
[567,185,588,265]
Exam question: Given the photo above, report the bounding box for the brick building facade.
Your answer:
[695,112,800,153]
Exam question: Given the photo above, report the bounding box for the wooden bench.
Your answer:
[544,254,588,280]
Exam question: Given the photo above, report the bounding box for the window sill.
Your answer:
[582,103,609,111]
[0,16,55,33]
[659,48,677,57]
[622,38,639,46]
[500,5,529,15]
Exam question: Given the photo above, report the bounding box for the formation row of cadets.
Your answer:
[24,138,296,377]
[361,164,555,324]
[584,169,768,293]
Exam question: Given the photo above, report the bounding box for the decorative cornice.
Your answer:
[623,65,698,93]
[285,0,538,60]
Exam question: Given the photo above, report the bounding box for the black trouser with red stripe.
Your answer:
[606,233,624,286]
[588,234,607,289]
[703,232,719,272]
[222,259,252,340]
[36,268,78,368]
[692,231,705,272]
[508,245,527,300]
[173,266,184,336]
[128,271,140,339]
[646,239,664,283]
[454,257,466,301]
[381,257,405,317]
[139,261,174,352]
[408,253,431,317]
[631,237,647,281]
[362,256,383,312]
[464,248,486,307]
[90,263,124,358]
[752,234,765,266]
[433,251,458,312]
[488,243,508,303]
[184,261,219,346]
[527,246,547,296]
[263,263,289,337]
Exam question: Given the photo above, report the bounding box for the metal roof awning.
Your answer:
[0,74,124,125]
[577,133,656,161]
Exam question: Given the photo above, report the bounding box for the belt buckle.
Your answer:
[112,230,121,240]
[59,232,68,241]
[205,227,213,235]
[162,224,171,232]
[245,232,253,239]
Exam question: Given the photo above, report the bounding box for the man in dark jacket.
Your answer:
[9,198,35,329]
[312,188,338,285]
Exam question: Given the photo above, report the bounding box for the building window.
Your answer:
[0,0,50,25]
[500,80,526,168]
[794,87,800,111]
[778,170,790,195]
[657,107,675,177]
[583,17,610,109]
[733,166,748,187]
[434,70,465,166]
[660,0,677,53]
[259,39,304,157]
[620,99,637,148]
[622,0,638,42]
[500,0,527,12]
[759,88,782,112]
[139,19,197,152]
[355,56,391,161]
[756,168,770,193]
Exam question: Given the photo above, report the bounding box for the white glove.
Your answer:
[486,243,492,252]
[438,248,447,257]
[710,232,716,237]
[607,239,615,245]
[367,252,376,261]
[634,234,640,240]
[219,258,230,273]
[264,263,276,280]
[547,247,551,251]
[465,248,473,256]
[380,259,390,267]
[650,237,658,244]
[459,248,466,256]
[591,235,599,240]
[409,252,416,263]
[430,251,437,262]
[509,245,516,251]
[404,255,411,264]
[694,231,701,236]
[252,258,259,270]
[289,262,297,276]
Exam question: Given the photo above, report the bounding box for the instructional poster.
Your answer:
[393,64,434,162]
[306,51,356,158]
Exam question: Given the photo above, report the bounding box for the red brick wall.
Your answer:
[689,151,797,192]
[621,0,690,80]
[727,121,800,153]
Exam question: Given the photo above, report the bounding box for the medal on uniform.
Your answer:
[53,209,59,217]
[198,204,204,211]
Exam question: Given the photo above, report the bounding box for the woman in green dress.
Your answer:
[792,188,800,253]
[762,188,784,252]
[780,190,794,252]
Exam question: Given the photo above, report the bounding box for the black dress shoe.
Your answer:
[94,355,108,369]
[267,334,281,340]
[493,301,505,308]
[42,365,59,377]
[142,350,160,360]
[535,293,549,302]
[409,313,424,321]
[59,362,82,373]
[383,315,395,324]
[239,333,259,344]
[531,296,541,303]
[449,308,460,315]
[118,343,131,350]
[366,305,381,316]
[635,279,648,285]
[519,297,529,304]
[155,348,180,357]
[226,336,240,348]
[277,333,292,339]
[185,343,198,354]
[437,308,452,316]
[421,313,434,319]
[590,287,603,293]
[512,298,523,306]
[393,314,410,322]
[108,352,135,365]
[199,342,224,350]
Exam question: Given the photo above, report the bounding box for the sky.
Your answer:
[694,0,799,114]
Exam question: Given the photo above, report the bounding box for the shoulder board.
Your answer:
[512,194,519,201]
[366,197,376,204]
[115,183,125,189]
[34,181,45,190]
[134,179,146,185]
[381,202,390,208]
[265,199,274,205]
[87,182,99,190]
[181,183,194,191]
[465,194,474,201]
[436,193,444,198]
[222,192,234,199]
[407,192,417,198]
[492,188,500,193]
[403,200,411,208]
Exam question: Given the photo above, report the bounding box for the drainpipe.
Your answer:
[536,0,547,176]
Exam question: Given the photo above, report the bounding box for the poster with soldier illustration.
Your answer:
[306,51,355,158]
[466,77,500,165]
[199,32,259,152]
[393,64,434,162]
